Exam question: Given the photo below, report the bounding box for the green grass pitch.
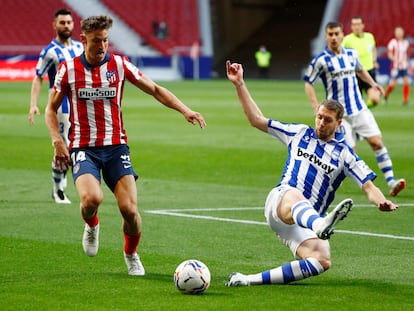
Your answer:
[0,79,413,310]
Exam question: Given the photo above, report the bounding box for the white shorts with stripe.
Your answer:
[264,186,317,259]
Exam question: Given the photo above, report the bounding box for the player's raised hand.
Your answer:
[226,61,244,84]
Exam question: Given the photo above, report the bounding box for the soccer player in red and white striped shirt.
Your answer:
[45,15,206,276]
[384,26,411,105]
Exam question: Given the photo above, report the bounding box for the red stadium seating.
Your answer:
[0,0,83,54]
[338,0,414,48]
[100,0,200,55]
[0,0,200,56]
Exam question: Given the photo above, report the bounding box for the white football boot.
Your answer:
[82,223,99,257]
[314,198,353,240]
[225,272,250,287]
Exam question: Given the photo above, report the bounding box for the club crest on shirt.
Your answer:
[106,70,117,83]
[331,149,340,161]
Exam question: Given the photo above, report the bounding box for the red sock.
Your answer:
[385,85,394,97]
[403,84,410,103]
[83,215,99,228]
[124,232,141,255]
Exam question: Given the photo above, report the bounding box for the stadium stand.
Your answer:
[101,0,200,55]
[338,0,414,49]
[0,0,83,55]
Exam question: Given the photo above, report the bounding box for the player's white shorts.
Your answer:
[341,109,381,148]
[264,185,317,259]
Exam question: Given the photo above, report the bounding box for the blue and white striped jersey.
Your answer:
[35,38,83,113]
[35,38,83,89]
[268,119,376,215]
[304,47,366,116]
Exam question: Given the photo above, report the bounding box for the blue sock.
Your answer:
[291,200,321,230]
[259,257,324,284]
[374,147,394,185]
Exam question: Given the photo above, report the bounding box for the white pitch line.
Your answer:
[145,206,414,241]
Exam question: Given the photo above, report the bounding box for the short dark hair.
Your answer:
[320,99,344,120]
[325,21,343,31]
[351,16,364,23]
[81,15,113,34]
[54,8,72,18]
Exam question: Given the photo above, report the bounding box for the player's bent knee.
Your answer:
[80,192,103,209]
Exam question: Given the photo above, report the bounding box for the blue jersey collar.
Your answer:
[80,52,110,70]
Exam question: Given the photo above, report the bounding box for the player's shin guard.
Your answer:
[260,257,324,284]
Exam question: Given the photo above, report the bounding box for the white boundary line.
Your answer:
[145,205,414,241]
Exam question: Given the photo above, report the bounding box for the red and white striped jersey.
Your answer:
[54,53,142,148]
[387,38,410,70]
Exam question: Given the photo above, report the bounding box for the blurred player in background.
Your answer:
[29,8,83,204]
[45,15,206,276]
[343,16,381,108]
[384,26,411,105]
[304,22,406,197]
[225,60,398,286]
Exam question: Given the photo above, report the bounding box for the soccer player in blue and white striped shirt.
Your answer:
[29,8,83,204]
[304,21,406,197]
[225,61,398,286]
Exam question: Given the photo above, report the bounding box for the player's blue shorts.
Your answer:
[391,68,409,79]
[70,144,138,192]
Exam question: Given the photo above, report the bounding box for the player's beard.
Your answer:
[316,127,334,141]
[57,29,72,41]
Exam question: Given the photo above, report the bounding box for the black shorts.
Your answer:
[70,144,138,192]
[357,69,376,94]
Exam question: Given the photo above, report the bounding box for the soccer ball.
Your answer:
[174,259,211,295]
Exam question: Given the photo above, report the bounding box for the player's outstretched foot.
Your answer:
[315,198,353,240]
[389,178,406,197]
[51,189,71,204]
[82,223,99,257]
[124,252,145,276]
[225,272,250,287]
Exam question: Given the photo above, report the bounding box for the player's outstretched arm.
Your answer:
[134,74,206,129]
[226,60,268,132]
[362,181,399,212]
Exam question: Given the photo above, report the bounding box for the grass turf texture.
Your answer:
[0,80,413,310]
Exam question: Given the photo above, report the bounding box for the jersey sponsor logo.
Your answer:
[297,148,335,175]
[331,69,355,79]
[78,87,116,100]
